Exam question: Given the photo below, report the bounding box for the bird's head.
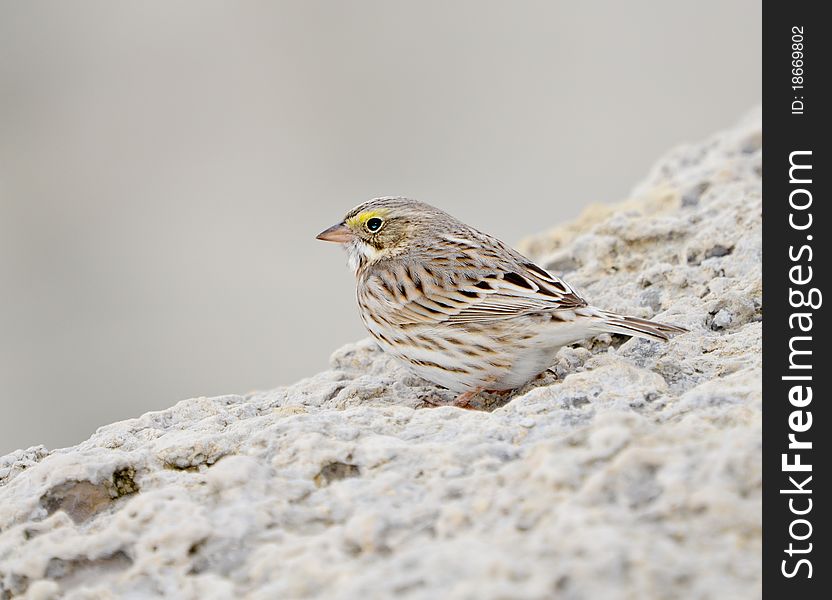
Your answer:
[316,197,451,272]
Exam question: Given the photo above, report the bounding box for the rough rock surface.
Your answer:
[1,111,762,600]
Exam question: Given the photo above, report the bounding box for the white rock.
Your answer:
[1,110,762,599]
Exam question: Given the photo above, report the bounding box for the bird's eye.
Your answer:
[366,217,383,232]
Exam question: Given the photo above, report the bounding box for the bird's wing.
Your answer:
[442,262,587,325]
[366,252,587,327]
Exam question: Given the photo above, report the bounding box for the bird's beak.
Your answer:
[316,222,354,243]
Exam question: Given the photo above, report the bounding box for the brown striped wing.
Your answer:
[362,255,587,327]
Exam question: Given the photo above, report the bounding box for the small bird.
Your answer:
[317,197,686,407]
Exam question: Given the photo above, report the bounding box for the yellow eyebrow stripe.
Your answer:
[346,209,389,228]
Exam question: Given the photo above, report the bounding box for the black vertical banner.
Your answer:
[763,2,829,598]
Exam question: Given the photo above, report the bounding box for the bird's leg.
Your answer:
[454,386,514,409]
[453,389,482,409]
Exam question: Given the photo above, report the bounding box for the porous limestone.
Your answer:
[0,110,762,599]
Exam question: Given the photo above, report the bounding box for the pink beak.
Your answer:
[316,223,354,243]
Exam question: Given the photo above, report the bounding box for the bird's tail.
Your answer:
[588,309,688,342]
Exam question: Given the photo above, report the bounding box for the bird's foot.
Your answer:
[453,389,481,410]
[420,388,513,410]
[453,388,512,410]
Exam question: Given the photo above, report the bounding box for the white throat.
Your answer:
[344,239,381,274]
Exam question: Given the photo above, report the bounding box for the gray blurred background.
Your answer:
[1,1,760,455]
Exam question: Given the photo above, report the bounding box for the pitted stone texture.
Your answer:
[1,110,761,599]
